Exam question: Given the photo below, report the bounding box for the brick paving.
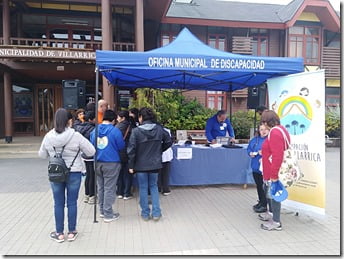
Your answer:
[0,137,340,255]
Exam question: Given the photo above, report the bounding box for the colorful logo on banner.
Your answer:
[277,95,313,135]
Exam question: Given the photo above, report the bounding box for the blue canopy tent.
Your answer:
[95,27,304,92]
[91,28,304,222]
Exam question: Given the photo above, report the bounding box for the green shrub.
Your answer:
[231,110,257,139]
[325,105,340,138]
[130,88,261,139]
[129,89,215,134]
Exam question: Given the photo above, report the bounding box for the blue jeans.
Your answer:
[50,172,82,233]
[136,172,161,218]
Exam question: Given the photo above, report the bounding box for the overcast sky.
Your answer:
[223,0,341,11]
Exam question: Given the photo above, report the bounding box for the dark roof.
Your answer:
[166,0,339,23]
[167,0,285,23]
[275,0,304,22]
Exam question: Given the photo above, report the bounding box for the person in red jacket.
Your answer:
[259,110,290,231]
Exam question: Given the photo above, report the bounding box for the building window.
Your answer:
[250,29,268,56]
[160,24,180,46]
[289,25,320,65]
[206,91,226,110]
[325,87,340,106]
[324,31,340,48]
[207,35,227,109]
[161,33,176,46]
[208,34,226,51]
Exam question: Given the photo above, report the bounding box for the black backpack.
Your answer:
[48,145,80,183]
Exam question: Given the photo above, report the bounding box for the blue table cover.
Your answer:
[169,145,254,186]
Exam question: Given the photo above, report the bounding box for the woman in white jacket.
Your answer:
[39,108,95,243]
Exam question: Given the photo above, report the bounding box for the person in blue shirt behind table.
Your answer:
[205,110,236,144]
[247,122,269,213]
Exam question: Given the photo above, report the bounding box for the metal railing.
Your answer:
[0,37,135,51]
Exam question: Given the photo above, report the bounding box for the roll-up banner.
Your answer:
[267,70,325,215]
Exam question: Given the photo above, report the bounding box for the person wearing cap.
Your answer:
[259,110,291,231]
[205,110,235,144]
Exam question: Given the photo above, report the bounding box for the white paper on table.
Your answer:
[210,143,222,148]
[176,148,193,159]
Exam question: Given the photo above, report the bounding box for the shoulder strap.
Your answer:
[268,126,290,149]
[69,149,80,169]
[123,124,131,140]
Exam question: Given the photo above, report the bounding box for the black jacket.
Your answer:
[75,121,95,140]
[115,120,131,163]
[127,121,172,172]
[74,121,95,159]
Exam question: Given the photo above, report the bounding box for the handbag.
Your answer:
[268,126,303,188]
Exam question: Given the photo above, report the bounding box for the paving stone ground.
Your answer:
[0,137,340,255]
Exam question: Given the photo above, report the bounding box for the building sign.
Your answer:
[0,48,95,60]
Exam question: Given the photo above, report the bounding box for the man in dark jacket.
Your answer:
[127,107,172,221]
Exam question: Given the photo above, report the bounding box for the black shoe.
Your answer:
[254,205,267,213]
[252,202,261,210]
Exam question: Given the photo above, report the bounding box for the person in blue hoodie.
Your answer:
[205,110,236,144]
[90,109,125,223]
[247,122,269,213]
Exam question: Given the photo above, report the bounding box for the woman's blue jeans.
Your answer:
[50,172,82,233]
[136,172,161,218]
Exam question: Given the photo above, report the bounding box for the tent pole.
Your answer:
[229,83,232,119]
[93,67,99,223]
[254,109,257,136]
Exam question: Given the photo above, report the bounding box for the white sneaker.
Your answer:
[261,221,282,231]
[123,196,133,200]
[117,195,123,199]
[99,214,104,218]
[258,212,273,221]
[83,195,89,203]
[88,196,96,204]
[104,213,120,223]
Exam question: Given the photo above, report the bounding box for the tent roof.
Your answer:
[96,27,304,92]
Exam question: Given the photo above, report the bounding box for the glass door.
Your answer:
[37,86,55,136]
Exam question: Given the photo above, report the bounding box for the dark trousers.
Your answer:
[158,162,171,193]
[253,172,267,207]
[116,162,133,197]
[84,160,95,197]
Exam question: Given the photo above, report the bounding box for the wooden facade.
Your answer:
[0,0,340,140]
